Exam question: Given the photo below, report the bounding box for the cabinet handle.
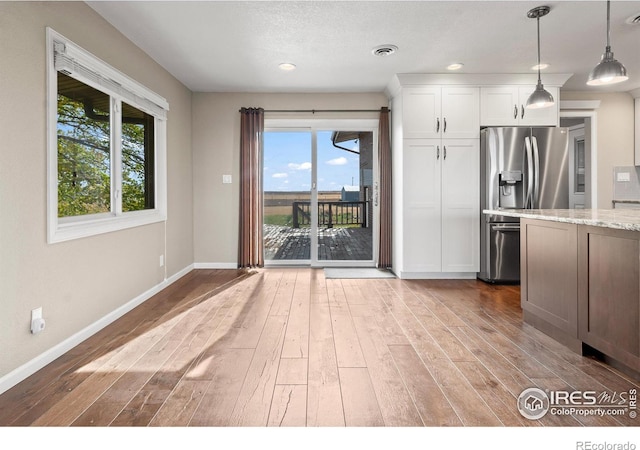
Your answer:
[443,117,447,133]
[514,105,518,119]
[521,105,525,119]
[436,117,440,132]
[443,145,447,160]
[437,145,440,159]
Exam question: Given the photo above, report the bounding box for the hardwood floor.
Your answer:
[1,268,638,427]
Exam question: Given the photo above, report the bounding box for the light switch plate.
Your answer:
[222,174,232,184]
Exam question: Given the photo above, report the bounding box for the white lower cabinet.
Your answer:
[402,139,479,275]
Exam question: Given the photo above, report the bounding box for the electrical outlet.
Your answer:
[617,172,631,182]
[222,174,232,184]
[31,307,46,335]
[159,255,164,267]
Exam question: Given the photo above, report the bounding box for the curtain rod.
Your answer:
[239,108,389,113]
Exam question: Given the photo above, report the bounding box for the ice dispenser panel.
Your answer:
[499,170,522,209]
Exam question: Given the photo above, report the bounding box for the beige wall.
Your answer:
[0,2,193,379]
[560,91,635,208]
[192,92,387,264]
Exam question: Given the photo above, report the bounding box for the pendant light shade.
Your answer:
[587,0,628,86]
[526,6,554,110]
[527,80,555,109]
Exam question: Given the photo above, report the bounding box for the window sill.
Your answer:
[48,210,166,244]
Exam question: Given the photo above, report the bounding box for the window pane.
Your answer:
[121,102,155,212]
[57,73,111,217]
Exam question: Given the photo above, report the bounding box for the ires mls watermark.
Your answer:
[517,387,637,420]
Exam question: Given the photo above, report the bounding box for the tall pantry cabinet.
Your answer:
[391,85,480,278]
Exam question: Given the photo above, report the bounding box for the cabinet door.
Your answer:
[480,87,519,126]
[521,219,578,336]
[518,86,559,126]
[402,87,441,139]
[441,87,480,138]
[441,139,480,272]
[403,139,442,272]
[578,226,640,372]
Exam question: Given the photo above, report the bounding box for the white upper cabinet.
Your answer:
[480,85,559,127]
[441,87,481,138]
[403,86,480,139]
[480,87,519,126]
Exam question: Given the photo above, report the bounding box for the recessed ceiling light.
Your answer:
[278,63,297,71]
[447,63,464,71]
[531,63,549,70]
[372,45,398,57]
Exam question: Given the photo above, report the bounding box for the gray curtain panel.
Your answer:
[238,107,264,268]
[377,107,392,269]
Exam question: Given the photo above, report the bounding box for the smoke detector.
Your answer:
[372,44,398,57]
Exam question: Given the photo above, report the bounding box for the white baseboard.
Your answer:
[0,264,194,396]
[398,271,478,280]
[194,262,238,269]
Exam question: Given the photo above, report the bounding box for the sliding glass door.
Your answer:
[263,120,377,267]
[316,130,373,262]
[263,131,312,262]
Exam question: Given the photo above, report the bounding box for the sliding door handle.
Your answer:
[374,182,379,207]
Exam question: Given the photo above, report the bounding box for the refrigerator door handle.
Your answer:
[532,136,540,208]
[524,136,533,209]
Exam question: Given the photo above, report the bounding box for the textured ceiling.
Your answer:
[87,0,640,93]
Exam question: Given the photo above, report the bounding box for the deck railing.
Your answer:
[292,201,368,228]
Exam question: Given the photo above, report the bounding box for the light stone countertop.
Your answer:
[483,209,640,232]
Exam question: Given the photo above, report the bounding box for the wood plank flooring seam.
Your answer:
[107,286,244,427]
[428,285,626,403]
[379,279,504,426]
[5,269,640,427]
[188,272,284,426]
[406,282,554,382]
[36,289,232,426]
[408,283,625,426]
[146,281,260,426]
[4,270,245,426]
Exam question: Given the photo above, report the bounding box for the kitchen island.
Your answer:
[484,208,640,376]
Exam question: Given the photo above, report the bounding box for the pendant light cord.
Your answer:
[536,15,542,83]
[605,0,611,51]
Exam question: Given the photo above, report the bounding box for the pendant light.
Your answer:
[587,0,628,85]
[526,6,554,109]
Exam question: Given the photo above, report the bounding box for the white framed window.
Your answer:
[46,28,169,243]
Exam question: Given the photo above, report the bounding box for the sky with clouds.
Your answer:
[264,131,361,192]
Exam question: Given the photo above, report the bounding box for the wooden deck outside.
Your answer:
[263,225,372,261]
[1,268,638,429]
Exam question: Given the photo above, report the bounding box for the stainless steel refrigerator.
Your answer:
[478,126,569,283]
